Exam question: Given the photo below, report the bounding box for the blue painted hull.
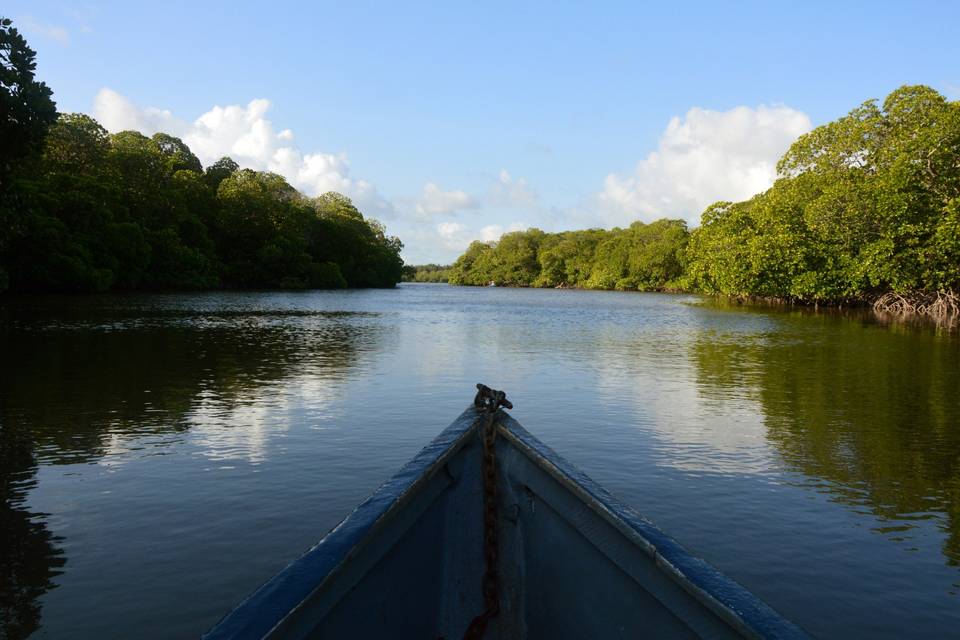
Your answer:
[205,406,809,639]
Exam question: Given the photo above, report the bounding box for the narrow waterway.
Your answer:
[1,284,958,638]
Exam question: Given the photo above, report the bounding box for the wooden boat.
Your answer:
[205,385,808,639]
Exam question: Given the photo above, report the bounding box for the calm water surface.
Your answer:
[1,284,959,638]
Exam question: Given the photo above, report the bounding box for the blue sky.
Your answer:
[10,1,960,263]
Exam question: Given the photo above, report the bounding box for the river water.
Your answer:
[1,284,958,638]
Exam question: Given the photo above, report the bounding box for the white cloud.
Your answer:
[480,225,504,242]
[489,169,538,209]
[395,222,471,263]
[597,104,812,226]
[436,222,468,248]
[92,88,392,215]
[399,170,536,225]
[480,222,526,242]
[63,6,97,35]
[94,88,185,135]
[18,16,70,45]
[413,182,478,218]
[395,220,528,264]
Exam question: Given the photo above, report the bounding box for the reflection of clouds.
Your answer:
[55,304,388,469]
[189,394,278,465]
[283,374,345,410]
[93,388,294,467]
[646,393,772,476]
[399,318,470,381]
[187,376,342,465]
[393,287,778,476]
[591,332,775,475]
[99,431,185,467]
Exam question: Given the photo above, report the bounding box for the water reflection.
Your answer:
[0,431,65,638]
[692,308,960,566]
[3,288,960,638]
[1,302,380,463]
[0,296,382,636]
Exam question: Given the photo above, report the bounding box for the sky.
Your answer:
[9,1,960,264]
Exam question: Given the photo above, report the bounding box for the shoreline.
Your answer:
[439,282,960,324]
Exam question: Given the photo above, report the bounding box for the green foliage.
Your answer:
[533,229,605,287]
[203,156,239,190]
[450,85,959,305]
[152,133,202,174]
[929,198,960,290]
[306,192,404,287]
[401,264,452,282]
[587,220,689,290]
[450,222,688,290]
[1,115,403,292]
[0,17,57,186]
[449,241,494,285]
[40,113,109,172]
[0,28,403,293]
[686,85,960,303]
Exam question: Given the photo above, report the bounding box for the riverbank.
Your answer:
[448,280,960,324]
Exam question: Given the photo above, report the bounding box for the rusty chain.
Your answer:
[463,384,512,640]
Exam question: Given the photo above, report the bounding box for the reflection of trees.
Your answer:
[0,306,380,464]
[692,311,960,566]
[0,302,383,636]
[0,430,65,639]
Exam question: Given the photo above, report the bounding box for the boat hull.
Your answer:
[205,407,808,639]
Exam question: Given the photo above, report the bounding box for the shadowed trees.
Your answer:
[0,115,403,292]
[0,17,56,186]
[0,16,58,292]
[401,264,452,282]
[0,18,403,294]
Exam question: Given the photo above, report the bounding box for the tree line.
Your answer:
[0,18,403,293]
[450,85,960,310]
[449,220,688,289]
[401,264,453,282]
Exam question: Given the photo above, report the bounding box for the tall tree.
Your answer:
[0,17,57,186]
[203,156,239,190]
[686,85,960,303]
[152,133,202,174]
[0,22,406,294]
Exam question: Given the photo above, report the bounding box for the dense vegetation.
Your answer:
[401,263,453,282]
[687,85,960,306]
[0,18,403,293]
[449,220,688,290]
[451,86,960,312]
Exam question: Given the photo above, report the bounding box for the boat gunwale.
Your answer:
[205,404,809,640]
[203,406,482,640]
[496,411,809,640]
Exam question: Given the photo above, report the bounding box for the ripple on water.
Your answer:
[2,286,959,639]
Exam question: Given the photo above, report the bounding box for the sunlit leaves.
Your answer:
[687,85,960,302]
[449,222,688,290]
